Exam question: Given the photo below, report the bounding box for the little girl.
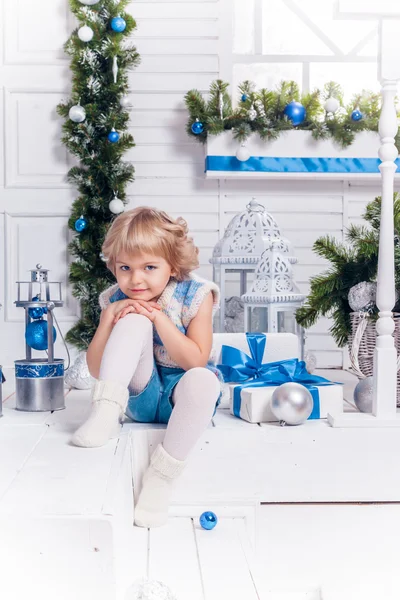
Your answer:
[71,206,222,528]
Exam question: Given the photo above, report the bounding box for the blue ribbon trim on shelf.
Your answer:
[217,333,338,419]
[206,156,400,174]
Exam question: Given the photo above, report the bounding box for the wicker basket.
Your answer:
[348,312,400,405]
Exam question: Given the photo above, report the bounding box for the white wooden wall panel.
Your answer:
[0,0,387,371]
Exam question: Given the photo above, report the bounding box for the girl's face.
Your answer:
[115,251,175,302]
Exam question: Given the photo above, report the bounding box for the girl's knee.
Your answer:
[182,367,221,399]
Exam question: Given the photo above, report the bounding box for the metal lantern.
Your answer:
[14,264,65,412]
[241,240,306,358]
[210,198,288,332]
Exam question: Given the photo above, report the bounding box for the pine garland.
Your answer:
[295,194,400,347]
[184,79,400,150]
[57,0,139,350]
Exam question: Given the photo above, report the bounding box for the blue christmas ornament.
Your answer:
[283,101,306,126]
[28,296,44,320]
[241,94,248,102]
[191,119,204,135]
[25,319,57,351]
[108,128,120,143]
[75,216,87,232]
[199,511,218,530]
[351,109,363,122]
[111,16,126,32]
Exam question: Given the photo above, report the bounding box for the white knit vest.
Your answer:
[99,273,220,368]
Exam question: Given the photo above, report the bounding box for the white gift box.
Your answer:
[229,382,343,423]
[211,332,301,410]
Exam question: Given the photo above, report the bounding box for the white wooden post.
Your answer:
[373,77,398,418]
[327,15,400,427]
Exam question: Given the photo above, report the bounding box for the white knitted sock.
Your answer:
[134,444,186,528]
[71,380,129,448]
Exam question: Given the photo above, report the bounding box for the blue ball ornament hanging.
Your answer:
[191,118,204,135]
[108,128,120,143]
[111,16,126,32]
[75,216,87,232]
[283,101,306,126]
[199,511,218,530]
[25,319,57,351]
[241,94,248,102]
[351,109,363,121]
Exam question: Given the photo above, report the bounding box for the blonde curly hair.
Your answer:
[102,206,199,280]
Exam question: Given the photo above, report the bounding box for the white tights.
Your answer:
[99,314,220,461]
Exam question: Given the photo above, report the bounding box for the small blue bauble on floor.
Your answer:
[241,94,248,102]
[284,101,306,126]
[111,16,126,32]
[191,119,204,135]
[108,129,120,143]
[25,319,57,351]
[351,109,363,121]
[75,216,87,232]
[199,511,218,530]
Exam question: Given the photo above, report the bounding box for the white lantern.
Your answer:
[241,240,306,354]
[210,198,298,333]
[78,0,100,5]
[69,104,86,123]
[236,144,250,162]
[78,25,94,42]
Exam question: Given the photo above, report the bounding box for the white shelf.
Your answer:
[205,130,400,180]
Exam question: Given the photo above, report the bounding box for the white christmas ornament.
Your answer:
[78,0,100,5]
[324,97,340,114]
[236,144,250,162]
[69,104,86,123]
[109,196,125,214]
[78,25,94,42]
[112,56,118,84]
[248,108,257,121]
[126,579,177,600]
[120,95,132,109]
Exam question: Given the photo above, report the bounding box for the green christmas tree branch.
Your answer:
[57,0,139,351]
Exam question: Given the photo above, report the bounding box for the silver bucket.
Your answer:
[15,358,65,412]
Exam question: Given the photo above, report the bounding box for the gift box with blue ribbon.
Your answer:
[217,333,343,423]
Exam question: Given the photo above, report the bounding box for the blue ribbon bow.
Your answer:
[217,333,337,419]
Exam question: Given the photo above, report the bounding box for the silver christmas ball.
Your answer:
[353,376,373,413]
[348,281,376,312]
[271,382,313,425]
[120,95,133,109]
[109,197,125,214]
[78,0,100,5]
[125,579,177,600]
[64,352,96,390]
[248,108,257,121]
[324,97,340,113]
[78,25,94,42]
[236,144,250,162]
[69,104,86,123]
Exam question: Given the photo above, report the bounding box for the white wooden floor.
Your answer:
[1,368,400,600]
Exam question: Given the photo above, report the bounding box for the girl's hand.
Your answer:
[103,299,160,324]
[113,299,161,324]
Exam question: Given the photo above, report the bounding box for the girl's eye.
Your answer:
[145,265,156,271]
[120,266,130,271]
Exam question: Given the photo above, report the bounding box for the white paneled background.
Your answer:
[0,0,395,369]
